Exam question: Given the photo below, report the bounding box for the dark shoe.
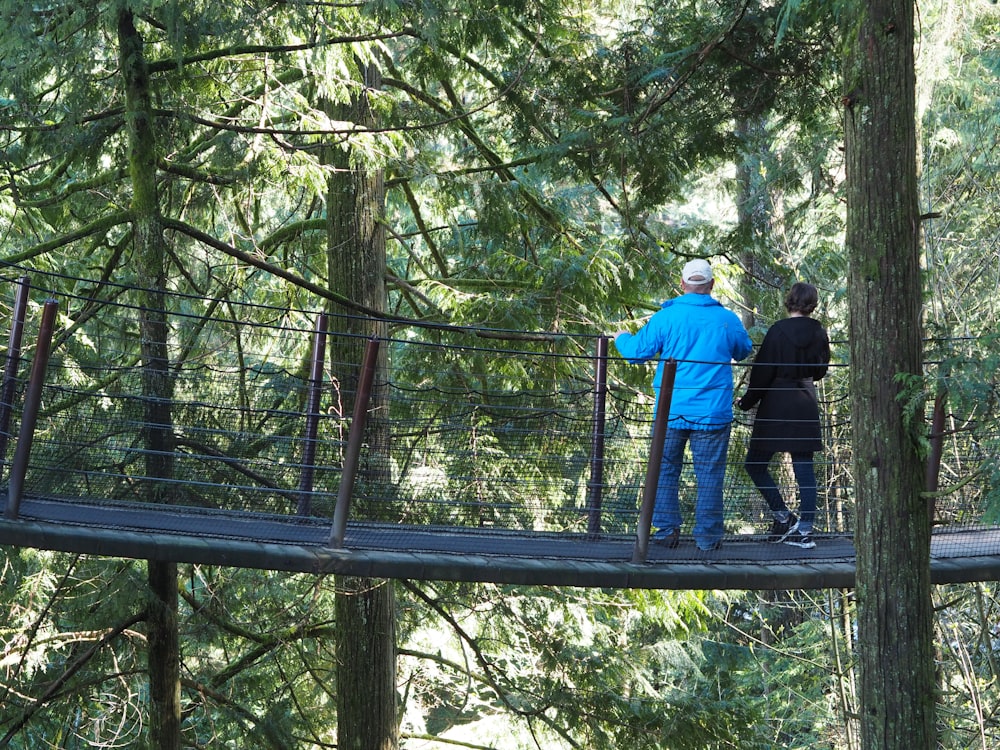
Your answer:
[653,528,680,548]
[784,529,815,549]
[767,514,798,543]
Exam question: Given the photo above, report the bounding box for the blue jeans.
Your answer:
[743,450,816,532]
[653,424,730,549]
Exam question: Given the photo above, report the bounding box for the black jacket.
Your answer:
[738,316,830,454]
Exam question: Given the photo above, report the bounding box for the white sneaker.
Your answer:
[784,529,815,549]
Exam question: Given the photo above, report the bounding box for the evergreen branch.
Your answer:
[1,211,130,265]
[418,17,661,253]
[168,107,398,137]
[400,180,448,278]
[0,556,81,716]
[634,0,752,129]
[921,468,986,500]
[258,218,327,252]
[146,33,410,74]
[13,170,128,209]
[386,271,434,309]
[179,587,270,644]
[158,158,238,186]
[0,611,147,747]
[173,436,291,490]
[178,585,336,689]
[51,236,133,352]
[164,218,569,341]
[399,581,581,750]
[171,68,307,163]
[180,677,290,750]
[160,216,381,316]
[401,732,500,750]
[0,107,124,135]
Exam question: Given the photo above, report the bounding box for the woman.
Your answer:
[737,282,831,548]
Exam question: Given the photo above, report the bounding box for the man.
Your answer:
[614,259,752,551]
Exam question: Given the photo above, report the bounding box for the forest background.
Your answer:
[1,0,999,748]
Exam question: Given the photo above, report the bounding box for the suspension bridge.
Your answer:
[0,269,997,590]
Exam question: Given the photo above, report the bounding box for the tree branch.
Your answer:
[1,211,130,265]
[0,611,147,747]
[160,216,380,316]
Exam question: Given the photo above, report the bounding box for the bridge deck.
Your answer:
[3,494,998,590]
[0,271,997,591]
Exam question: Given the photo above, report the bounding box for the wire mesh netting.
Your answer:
[1,268,999,556]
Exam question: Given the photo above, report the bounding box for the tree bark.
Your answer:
[734,113,774,332]
[147,561,181,749]
[334,577,398,750]
[843,1,936,748]
[118,9,181,748]
[325,59,399,750]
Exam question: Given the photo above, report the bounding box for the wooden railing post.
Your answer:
[586,335,609,536]
[926,382,947,520]
[632,359,677,563]
[328,336,380,548]
[0,276,31,475]
[297,313,328,516]
[5,299,58,520]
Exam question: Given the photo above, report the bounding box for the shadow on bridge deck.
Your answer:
[3,494,999,590]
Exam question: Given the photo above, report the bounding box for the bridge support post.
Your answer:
[926,383,947,520]
[328,336,380,548]
[586,336,609,536]
[0,276,31,478]
[5,299,58,520]
[632,358,677,563]
[297,313,329,516]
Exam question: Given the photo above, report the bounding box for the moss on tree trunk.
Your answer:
[118,9,181,749]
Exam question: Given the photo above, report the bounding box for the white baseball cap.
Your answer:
[681,258,713,284]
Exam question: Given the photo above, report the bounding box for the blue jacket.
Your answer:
[615,293,753,428]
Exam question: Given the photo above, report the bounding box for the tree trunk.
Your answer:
[734,113,774,332]
[118,9,181,748]
[326,59,399,750]
[334,577,398,750]
[843,1,936,748]
[147,561,181,748]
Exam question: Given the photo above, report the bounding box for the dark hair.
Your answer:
[784,282,818,315]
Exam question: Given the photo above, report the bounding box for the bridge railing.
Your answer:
[0,272,997,550]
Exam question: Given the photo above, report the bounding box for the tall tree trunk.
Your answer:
[326,59,398,750]
[843,1,936,748]
[146,560,180,748]
[118,9,181,749]
[734,113,773,332]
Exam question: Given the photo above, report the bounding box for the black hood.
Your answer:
[777,317,824,349]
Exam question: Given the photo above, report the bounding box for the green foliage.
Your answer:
[1,0,999,746]
[397,583,854,748]
[916,2,1000,529]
